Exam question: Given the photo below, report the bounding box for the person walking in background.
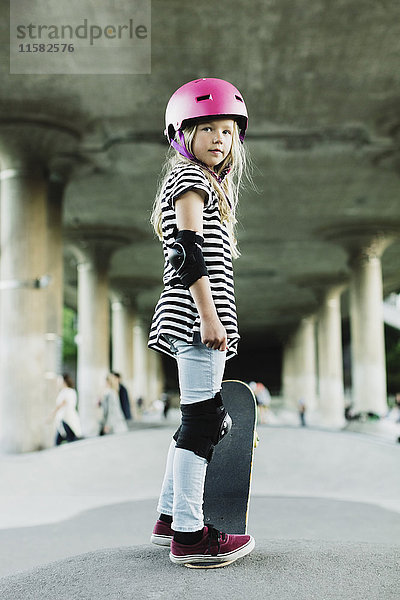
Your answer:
[99,373,128,435]
[112,372,132,421]
[49,374,82,446]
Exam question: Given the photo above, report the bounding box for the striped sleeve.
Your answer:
[166,165,211,208]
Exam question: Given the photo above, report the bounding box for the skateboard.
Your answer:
[204,380,257,530]
[183,380,258,569]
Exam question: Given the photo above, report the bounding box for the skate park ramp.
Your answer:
[0,426,399,599]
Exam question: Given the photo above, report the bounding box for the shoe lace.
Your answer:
[207,525,227,555]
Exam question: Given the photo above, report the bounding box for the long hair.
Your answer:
[150,120,251,259]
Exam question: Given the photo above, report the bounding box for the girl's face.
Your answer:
[191,118,234,169]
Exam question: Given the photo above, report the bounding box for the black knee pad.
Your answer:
[173,392,232,463]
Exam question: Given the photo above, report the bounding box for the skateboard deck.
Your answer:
[203,380,257,535]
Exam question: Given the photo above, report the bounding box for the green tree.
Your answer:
[63,306,77,364]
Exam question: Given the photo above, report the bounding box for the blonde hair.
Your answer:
[150,120,251,259]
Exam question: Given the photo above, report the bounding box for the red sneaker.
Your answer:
[170,526,255,568]
[150,519,174,546]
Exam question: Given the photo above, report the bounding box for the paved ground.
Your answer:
[0,422,399,598]
[1,540,398,600]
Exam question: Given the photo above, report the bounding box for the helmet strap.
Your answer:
[170,130,197,161]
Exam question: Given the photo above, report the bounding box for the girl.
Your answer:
[148,78,255,567]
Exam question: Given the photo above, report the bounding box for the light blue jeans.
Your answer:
[157,333,227,532]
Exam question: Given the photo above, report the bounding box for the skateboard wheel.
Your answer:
[185,560,235,569]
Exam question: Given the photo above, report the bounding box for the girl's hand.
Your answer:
[201,317,227,352]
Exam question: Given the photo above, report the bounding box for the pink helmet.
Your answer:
[165,78,248,144]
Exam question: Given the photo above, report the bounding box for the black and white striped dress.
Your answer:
[148,163,240,360]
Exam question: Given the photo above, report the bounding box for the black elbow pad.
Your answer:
[168,230,208,289]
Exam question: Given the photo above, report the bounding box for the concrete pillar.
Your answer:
[0,168,49,452]
[294,316,318,413]
[349,245,389,415]
[146,349,164,408]
[0,123,78,453]
[71,230,134,436]
[282,335,296,406]
[111,296,135,418]
[76,244,111,437]
[317,285,346,427]
[319,226,398,417]
[282,316,318,413]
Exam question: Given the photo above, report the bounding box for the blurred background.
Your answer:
[1,0,400,453]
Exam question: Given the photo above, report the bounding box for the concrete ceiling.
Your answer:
[1,0,400,342]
